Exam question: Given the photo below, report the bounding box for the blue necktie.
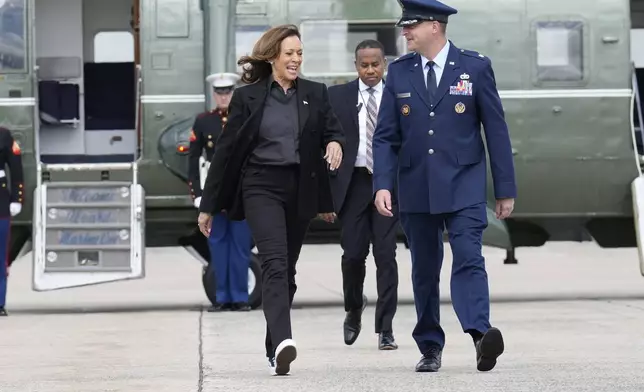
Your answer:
[426,61,437,104]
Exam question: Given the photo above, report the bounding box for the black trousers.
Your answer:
[338,167,399,333]
[241,163,310,358]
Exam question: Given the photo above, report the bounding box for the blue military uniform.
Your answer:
[189,72,253,312]
[0,128,24,316]
[372,0,516,372]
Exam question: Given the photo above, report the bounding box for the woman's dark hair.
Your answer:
[237,24,301,84]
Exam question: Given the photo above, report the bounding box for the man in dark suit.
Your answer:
[328,39,399,350]
[372,0,516,373]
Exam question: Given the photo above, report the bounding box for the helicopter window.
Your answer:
[632,0,644,29]
[299,20,403,76]
[0,0,26,72]
[94,31,134,63]
[534,21,584,82]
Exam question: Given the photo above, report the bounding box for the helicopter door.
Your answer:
[32,162,146,290]
[631,63,644,277]
[631,176,644,277]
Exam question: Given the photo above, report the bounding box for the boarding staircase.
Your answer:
[32,162,145,290]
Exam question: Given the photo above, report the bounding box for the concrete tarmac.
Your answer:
[1,242,644,391]
[200,300,644,392]
[6,241,644,313]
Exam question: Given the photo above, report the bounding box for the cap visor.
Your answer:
[396,17,422,27]
[214,87,233,94]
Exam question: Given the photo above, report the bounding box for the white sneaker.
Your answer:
[274,339,297,375]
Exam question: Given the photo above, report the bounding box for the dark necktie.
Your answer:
[365,87,378,173]
[426,61,437,104]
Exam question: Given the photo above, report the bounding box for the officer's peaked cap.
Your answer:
[396,0,457,27]
[206,72,240,89]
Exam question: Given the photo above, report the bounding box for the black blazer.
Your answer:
[327,78,389,214]
[327,79,361,214]
[199,76,346,221]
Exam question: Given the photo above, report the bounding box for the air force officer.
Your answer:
[371,0,517,373]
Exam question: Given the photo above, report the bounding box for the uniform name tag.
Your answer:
[449,80,473,96]
[396,92,411,98]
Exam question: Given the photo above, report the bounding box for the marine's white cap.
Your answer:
[206,72,241,89]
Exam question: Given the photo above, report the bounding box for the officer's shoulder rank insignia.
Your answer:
[460,48,486,61]
[455,102,466,114]
[189,129,196,142]
[11,140,20,155]
[401,104,410,116]
[392,52,415,64]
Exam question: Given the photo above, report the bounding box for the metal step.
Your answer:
[32,162,146,291]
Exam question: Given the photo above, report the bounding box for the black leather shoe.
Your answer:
[207,303,231,312]
[378,331,398,350]
[0,308,7,317]
[475,327,504,371]
[415,346,442,372]
[343,294,368,345]
[232,302,251,311]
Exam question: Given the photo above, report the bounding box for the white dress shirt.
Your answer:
[421,40,450,88]
[355,78,384,167]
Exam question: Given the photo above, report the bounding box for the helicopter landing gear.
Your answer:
[503,248,518,264]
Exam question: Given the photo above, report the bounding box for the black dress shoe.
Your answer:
[0,308,7,317]
[415,346,442,372]
[378,331,398,350]
[232,302,251,311]
[343,294,368,345]
[207,303,232,312]
[475,327,504,371]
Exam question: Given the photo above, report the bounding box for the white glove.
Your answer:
[193,197,201,208]
[10,202,21,217]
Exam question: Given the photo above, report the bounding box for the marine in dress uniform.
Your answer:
[188,72,253,312]
[372,0,517,373]
[0,128,24,317]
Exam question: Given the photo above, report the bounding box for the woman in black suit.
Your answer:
[197,24,345,376]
